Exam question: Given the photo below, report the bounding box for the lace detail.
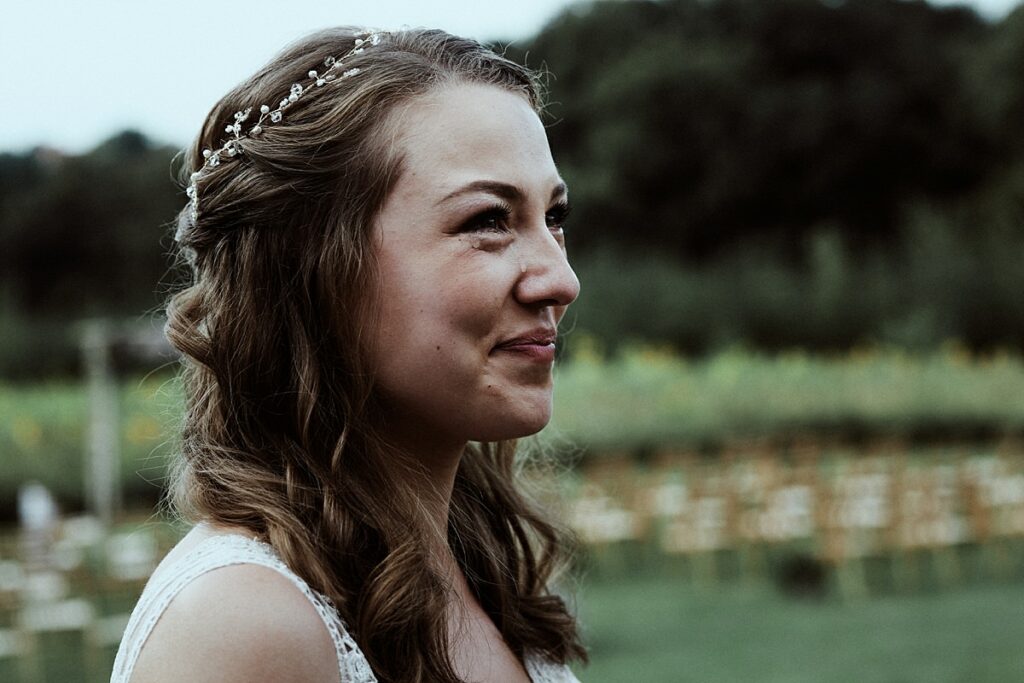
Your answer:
[110,533,376,683]
[525,654,583,683]
[110,531,580,682]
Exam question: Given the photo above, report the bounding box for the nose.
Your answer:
[514,229,580,308]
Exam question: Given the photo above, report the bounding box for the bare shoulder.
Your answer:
[129,560,338,683]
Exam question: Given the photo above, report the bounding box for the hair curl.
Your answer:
[165,26,586,682]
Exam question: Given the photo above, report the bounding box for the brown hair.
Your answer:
[165,26,586,682]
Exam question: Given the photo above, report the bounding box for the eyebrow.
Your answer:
[436,180,568,206]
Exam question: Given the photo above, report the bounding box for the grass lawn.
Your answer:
[3,570,1024,681]
[571,574,1024,682]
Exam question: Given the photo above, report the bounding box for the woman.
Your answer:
[111,26,586,683]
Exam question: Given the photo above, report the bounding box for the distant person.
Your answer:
[18,480,59,568]
[111,27,585,683]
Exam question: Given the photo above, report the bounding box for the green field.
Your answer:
[572,574,1024,683]
[552,342,1024,450]
[5,570,1024,682]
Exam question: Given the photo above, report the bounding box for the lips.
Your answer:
[492,328,558,362]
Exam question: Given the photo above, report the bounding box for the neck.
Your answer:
[375,400,477,577]
[388,429,468,567]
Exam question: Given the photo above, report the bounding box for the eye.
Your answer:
[546,200,572,232]
[460,203,513,234]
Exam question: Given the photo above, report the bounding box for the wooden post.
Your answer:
[82,320,121,528]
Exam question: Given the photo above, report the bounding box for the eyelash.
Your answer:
[461,202,513,234]
[546,201,572,232]
[460,200,572,235]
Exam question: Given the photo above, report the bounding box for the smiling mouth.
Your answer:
[491,340,557,363]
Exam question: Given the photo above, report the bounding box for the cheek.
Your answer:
[406,257,510,336]
[370,233,528,366]
[371,261,500,375]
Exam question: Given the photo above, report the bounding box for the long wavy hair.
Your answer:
[165,26,586,682]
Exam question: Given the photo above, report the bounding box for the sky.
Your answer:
[2,0,1020,155]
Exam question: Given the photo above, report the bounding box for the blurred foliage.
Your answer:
[515,0,1024,351]
[3,347,1024,512]
[511,0,1016,257]
[0,374,179,515]
[3,0,1024,378]
[0,131,181,316]
[0,131,183,378]
[567,196,1024,352]
[550,341,1024,449]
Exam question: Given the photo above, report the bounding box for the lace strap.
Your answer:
[525,654,584,683]
[110,532,580,683]
[110,533,376,683]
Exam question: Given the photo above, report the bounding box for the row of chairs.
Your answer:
[569,441,1024,570]
[0,517,162,682]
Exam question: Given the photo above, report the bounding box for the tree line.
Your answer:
[2,0,1023,376]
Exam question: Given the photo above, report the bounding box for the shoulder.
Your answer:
[128,559,339,683]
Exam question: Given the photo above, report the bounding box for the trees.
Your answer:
[4,0,1024,374]
[512,0,999,258]
[0,132,181,316]
[0,132,181,376]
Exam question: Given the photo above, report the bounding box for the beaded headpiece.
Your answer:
[183,31,386,227]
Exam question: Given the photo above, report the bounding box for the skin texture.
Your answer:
[128,526,338,683]
[369,82,579,468]
[129,83,576,683]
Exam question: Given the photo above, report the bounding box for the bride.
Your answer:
[111,26,586,683]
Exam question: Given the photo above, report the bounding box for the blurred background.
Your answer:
[3,0,1024,680]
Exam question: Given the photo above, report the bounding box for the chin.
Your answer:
[468,408,553,442]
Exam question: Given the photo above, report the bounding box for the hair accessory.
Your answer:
[183,31,385,228]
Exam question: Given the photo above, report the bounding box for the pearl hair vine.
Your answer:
[183,31,386,228]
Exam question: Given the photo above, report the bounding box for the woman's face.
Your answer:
[369,82,579,452]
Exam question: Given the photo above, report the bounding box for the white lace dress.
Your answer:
[110,532,581,683]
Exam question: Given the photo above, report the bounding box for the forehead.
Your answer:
[388,82,559,199]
